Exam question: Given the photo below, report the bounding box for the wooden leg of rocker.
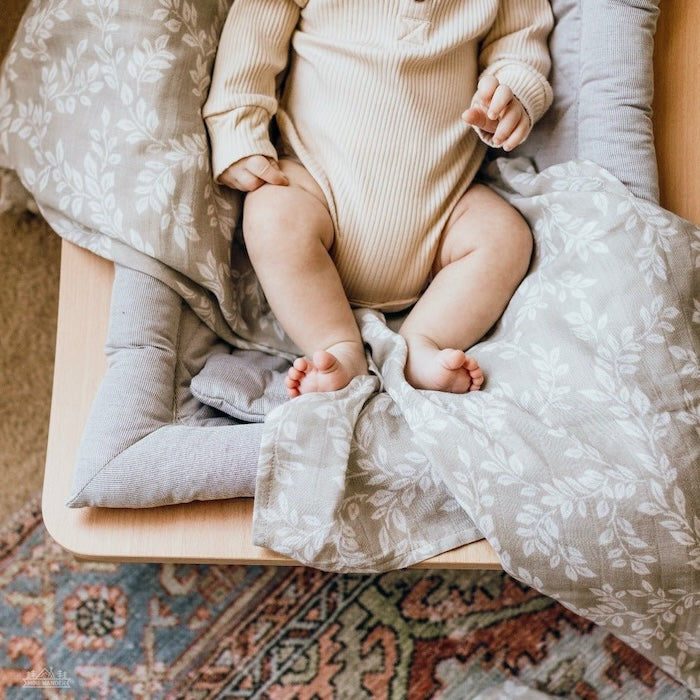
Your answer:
[42,240,501,568]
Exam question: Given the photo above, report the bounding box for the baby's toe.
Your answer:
[463,354,479,370]
[285,383,298,399]
[463,355,483,391]
[287,366,305,382]
[293,357,310,372]
[439,348,468,371]
[312,349,338,373]
[468,369,484,391]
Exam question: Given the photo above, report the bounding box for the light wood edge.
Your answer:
[653,0,700,226]
[42,241,500,569]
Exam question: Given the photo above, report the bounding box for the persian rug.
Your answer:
[0,498,691,699]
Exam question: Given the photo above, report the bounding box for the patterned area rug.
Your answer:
[0,498,691,699]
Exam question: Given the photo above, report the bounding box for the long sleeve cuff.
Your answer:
[474,60,553,147]
[204,105,278,181]
[487,60,553,125]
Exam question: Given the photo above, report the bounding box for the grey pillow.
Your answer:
[65,265,260,508]
[513,0,660,202]
[191,350,289,423]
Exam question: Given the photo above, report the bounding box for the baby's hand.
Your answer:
[218,154,289,192]
[462,75,530,151]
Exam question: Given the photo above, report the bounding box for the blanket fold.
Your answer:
[253,318,482,571]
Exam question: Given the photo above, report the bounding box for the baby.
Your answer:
[204,0,553,397]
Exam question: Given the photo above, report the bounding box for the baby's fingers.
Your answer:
[219,155,289,192]
[461,106,498,133]
[500,112,531,152]
[219,165,265,192]
[486,84,514,120]
[246,155,289,186]
[474,74,499,108]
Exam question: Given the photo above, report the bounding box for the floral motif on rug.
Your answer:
[0,498,691,699]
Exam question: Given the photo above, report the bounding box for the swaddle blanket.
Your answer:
[252,159,700,690]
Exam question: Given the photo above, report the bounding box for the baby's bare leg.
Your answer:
[400,183,532,392]
[242,159,367,398]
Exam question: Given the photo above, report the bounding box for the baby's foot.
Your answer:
[404,337,484,393]
[285,342,367,398]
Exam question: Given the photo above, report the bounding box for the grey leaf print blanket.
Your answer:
[252,159,700,692]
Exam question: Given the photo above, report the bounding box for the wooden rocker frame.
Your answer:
[42,1,700,567]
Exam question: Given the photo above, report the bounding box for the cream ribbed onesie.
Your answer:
[204,0,553,310]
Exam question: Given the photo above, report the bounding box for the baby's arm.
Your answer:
[202,0,304,185]
[470,0,553,147]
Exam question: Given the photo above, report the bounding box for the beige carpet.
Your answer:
[0,0,61,524]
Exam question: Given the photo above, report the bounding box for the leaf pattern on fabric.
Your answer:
[0,0,295,356]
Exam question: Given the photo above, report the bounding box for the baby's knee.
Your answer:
[241,190,297,265]
[494,215,533,285]
[481,193,532,259]
[506,212,533,263]
[475,197,533,285]
[242,184,333,258]
[243,189,284,242]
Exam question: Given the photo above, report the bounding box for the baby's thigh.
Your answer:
[243,158,334,251]
[433,183,532,273]
[277,158,328,208]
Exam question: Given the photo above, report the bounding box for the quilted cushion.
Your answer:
[513,0,660,202]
